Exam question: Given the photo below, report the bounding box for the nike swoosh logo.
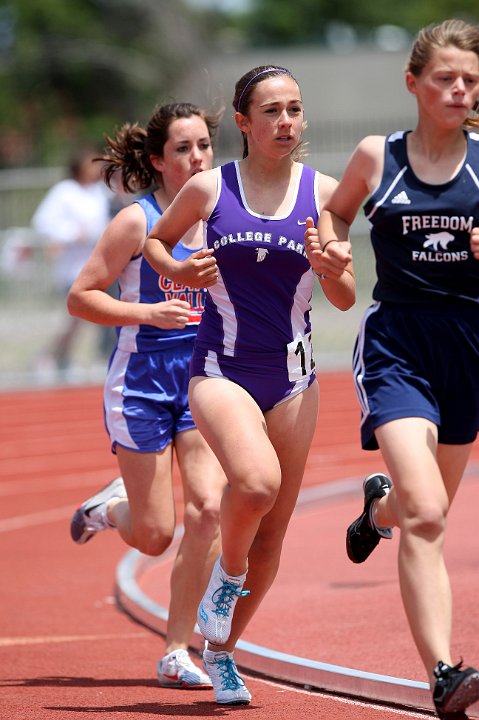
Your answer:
[297,220,306,225]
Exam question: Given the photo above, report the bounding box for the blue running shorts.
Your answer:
[353,301,479,450]
[104,343,196,454]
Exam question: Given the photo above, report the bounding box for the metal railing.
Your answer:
[0,140,380,389]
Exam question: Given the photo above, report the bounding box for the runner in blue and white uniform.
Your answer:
[67,102,227,691]
[144,66,355,705]
[308,19,479,719]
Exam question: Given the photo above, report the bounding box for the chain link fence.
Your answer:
[0,141,379,390]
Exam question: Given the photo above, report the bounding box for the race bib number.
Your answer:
[287,333,315,382]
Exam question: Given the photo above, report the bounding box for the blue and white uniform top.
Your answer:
[196,161,320,360]
[364,130,479,307]
[116,192,206,352]
[104,192,205,454]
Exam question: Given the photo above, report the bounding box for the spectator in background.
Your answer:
[31,147,113,377]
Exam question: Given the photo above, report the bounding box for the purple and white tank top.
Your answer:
[196,161,320,359]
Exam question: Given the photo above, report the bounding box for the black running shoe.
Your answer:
[346,473,392,563]
[433,660,479,716]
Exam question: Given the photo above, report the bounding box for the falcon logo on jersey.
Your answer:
[423,231,454,251]
[256,248,269,262]
[411,230,469,262]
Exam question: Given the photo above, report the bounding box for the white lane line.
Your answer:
[0,476,364,535]
[0,632,148,648]
[115,486,436,715]
[258,676,431,717]
[1,463,477,534]
[0,471,114,497]
[0,505,76,532]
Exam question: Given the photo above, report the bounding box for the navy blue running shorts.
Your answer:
[353,301,479,450]
[104,343,196,454]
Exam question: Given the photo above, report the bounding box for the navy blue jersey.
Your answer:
[364,130,479,306]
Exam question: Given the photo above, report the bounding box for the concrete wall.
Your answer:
[175,44,418,169]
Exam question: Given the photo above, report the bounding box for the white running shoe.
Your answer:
[203,648,251,704]
[197,557,249,645]
[157,648,212,689]
[70,476,127,545]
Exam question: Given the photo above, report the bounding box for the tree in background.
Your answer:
[0,0,210,167]
[1,0,479,167]
[228,0,479,47]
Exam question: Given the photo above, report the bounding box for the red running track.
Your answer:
[1,373,478,720]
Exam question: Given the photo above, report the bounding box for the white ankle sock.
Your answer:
[369,498,393,539]
[90,502,116,529]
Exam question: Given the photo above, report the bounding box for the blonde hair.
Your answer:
[407,19,479,130]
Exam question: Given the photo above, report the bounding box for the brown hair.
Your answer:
[233,65,307,160]
[99,102,223,193]
[407,19,479,129]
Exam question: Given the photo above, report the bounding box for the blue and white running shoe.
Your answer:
[197,557,249,645]
[203,648,251,704]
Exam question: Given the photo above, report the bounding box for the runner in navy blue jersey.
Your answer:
[306,19,479,719]
[67,102,227,690]
[144,66,355,704]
